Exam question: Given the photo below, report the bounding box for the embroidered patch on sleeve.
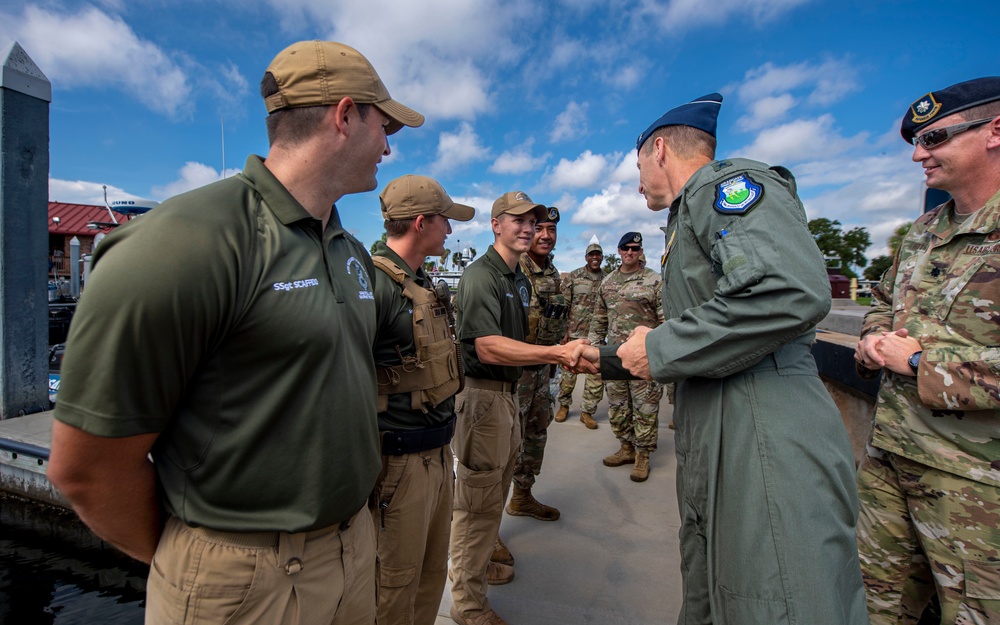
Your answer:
[714,174,763,214]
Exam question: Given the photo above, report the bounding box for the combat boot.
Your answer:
[554,405,569,422]
[603,442,635,467]
[580,412,598,429]
[486,561,514,585]
[450,606,510,625]
[506,485,560,520]
[491,535,514,566]
[631,449,650,482]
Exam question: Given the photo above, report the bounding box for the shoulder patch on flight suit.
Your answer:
[711,159,732,172]
[714,173,763,215]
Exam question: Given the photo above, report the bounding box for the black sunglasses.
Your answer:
[620,245,642,252]
[912,116,996,149]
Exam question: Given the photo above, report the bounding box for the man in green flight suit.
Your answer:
[581,93,866,624]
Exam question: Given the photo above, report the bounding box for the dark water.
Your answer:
[0,497,147,625]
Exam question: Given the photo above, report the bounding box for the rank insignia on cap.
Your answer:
[714,174,763,214]
[911,93,942,124]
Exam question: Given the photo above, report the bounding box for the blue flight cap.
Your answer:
[900,76,1000,143]
[618,232,642,248]
[636,93,723,152]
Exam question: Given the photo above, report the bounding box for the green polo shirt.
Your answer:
[455,245,530,382]
[55,155,380,533]
[372,241,455,430]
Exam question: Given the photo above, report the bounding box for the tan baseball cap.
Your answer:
[491,191,546,220]
[380,175,475,221]
[263,40,424,135]
[586,243,603,255]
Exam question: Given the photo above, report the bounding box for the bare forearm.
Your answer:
[475,335,562,366]
[60,462,164,563]
[49,424,163,563]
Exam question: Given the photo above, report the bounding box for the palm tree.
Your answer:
[603,254,621,273]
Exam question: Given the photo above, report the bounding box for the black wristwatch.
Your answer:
[908,351,922,374]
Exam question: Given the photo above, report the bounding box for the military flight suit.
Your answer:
[599,158,866,625]
[590,266,664,452]
[855,190,1000,625]
[558,265,606,414]
[513,253,569,490]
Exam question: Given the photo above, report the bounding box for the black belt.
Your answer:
[380,417,456,456]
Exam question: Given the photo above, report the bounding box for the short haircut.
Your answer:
[384,216,416,238]
[260,72,371,146]
[643,125,717,160]
[961,100,1000,122]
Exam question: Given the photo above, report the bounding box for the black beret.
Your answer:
[538,206,560,224]
[636,93,723,152]
[618,232,642,248]
[900,77,1000,143]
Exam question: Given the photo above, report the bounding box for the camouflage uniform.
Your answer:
[513,253,568,490]
[558,265,606,414]
[856,190,1000,625]
[589,266,664,451]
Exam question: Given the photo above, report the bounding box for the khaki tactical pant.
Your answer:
[449,382,520,621]
[857,449,1000,625]
[146,507,375,625]
[372,445,454,625]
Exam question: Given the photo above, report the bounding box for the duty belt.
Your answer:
[380,417,456,456]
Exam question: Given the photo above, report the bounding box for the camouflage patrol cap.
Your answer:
[263,40,424,135]
[618,232,642,248]
[585,243,603,255]
[491,191,547,221]
[901,77,1000,143]
[380,175,474,221]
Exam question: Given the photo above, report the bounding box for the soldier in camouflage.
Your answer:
[507,207,569,522]
[855,77,1000,625]
[556,243,606,429]
[589,232,664,482]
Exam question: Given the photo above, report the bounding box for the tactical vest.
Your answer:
[372,255,463,413]
[519,255,569,346]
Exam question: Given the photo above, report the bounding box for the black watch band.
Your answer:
[908,351,922,374]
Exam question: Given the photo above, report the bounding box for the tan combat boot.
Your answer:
[631,449,650,482]
[580,412,598,429]
[554,405,569,422]
[451,606,510,625]
[506,485,560,520]
[603,442,635,467]
[491,535,514,566]
[486,561,514,585]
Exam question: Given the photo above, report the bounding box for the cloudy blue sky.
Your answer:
[2,0,996,269]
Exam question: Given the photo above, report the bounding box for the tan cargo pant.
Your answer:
[146,507,375,625]
[449,381,520,621]
[372,444,454,625]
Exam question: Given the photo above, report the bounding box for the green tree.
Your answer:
[603,254,621,273]
[452,251,464,268]
[369,232,387,255]
[863,255,893,281]
[807,218,871,279]
[439,248,451,271]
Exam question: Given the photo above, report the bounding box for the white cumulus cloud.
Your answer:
[431,123,491,174]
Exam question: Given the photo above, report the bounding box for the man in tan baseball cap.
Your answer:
[371,174,472,625]
[49,40,424,625]
[448,191,596,625]
[264,40,423,134]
